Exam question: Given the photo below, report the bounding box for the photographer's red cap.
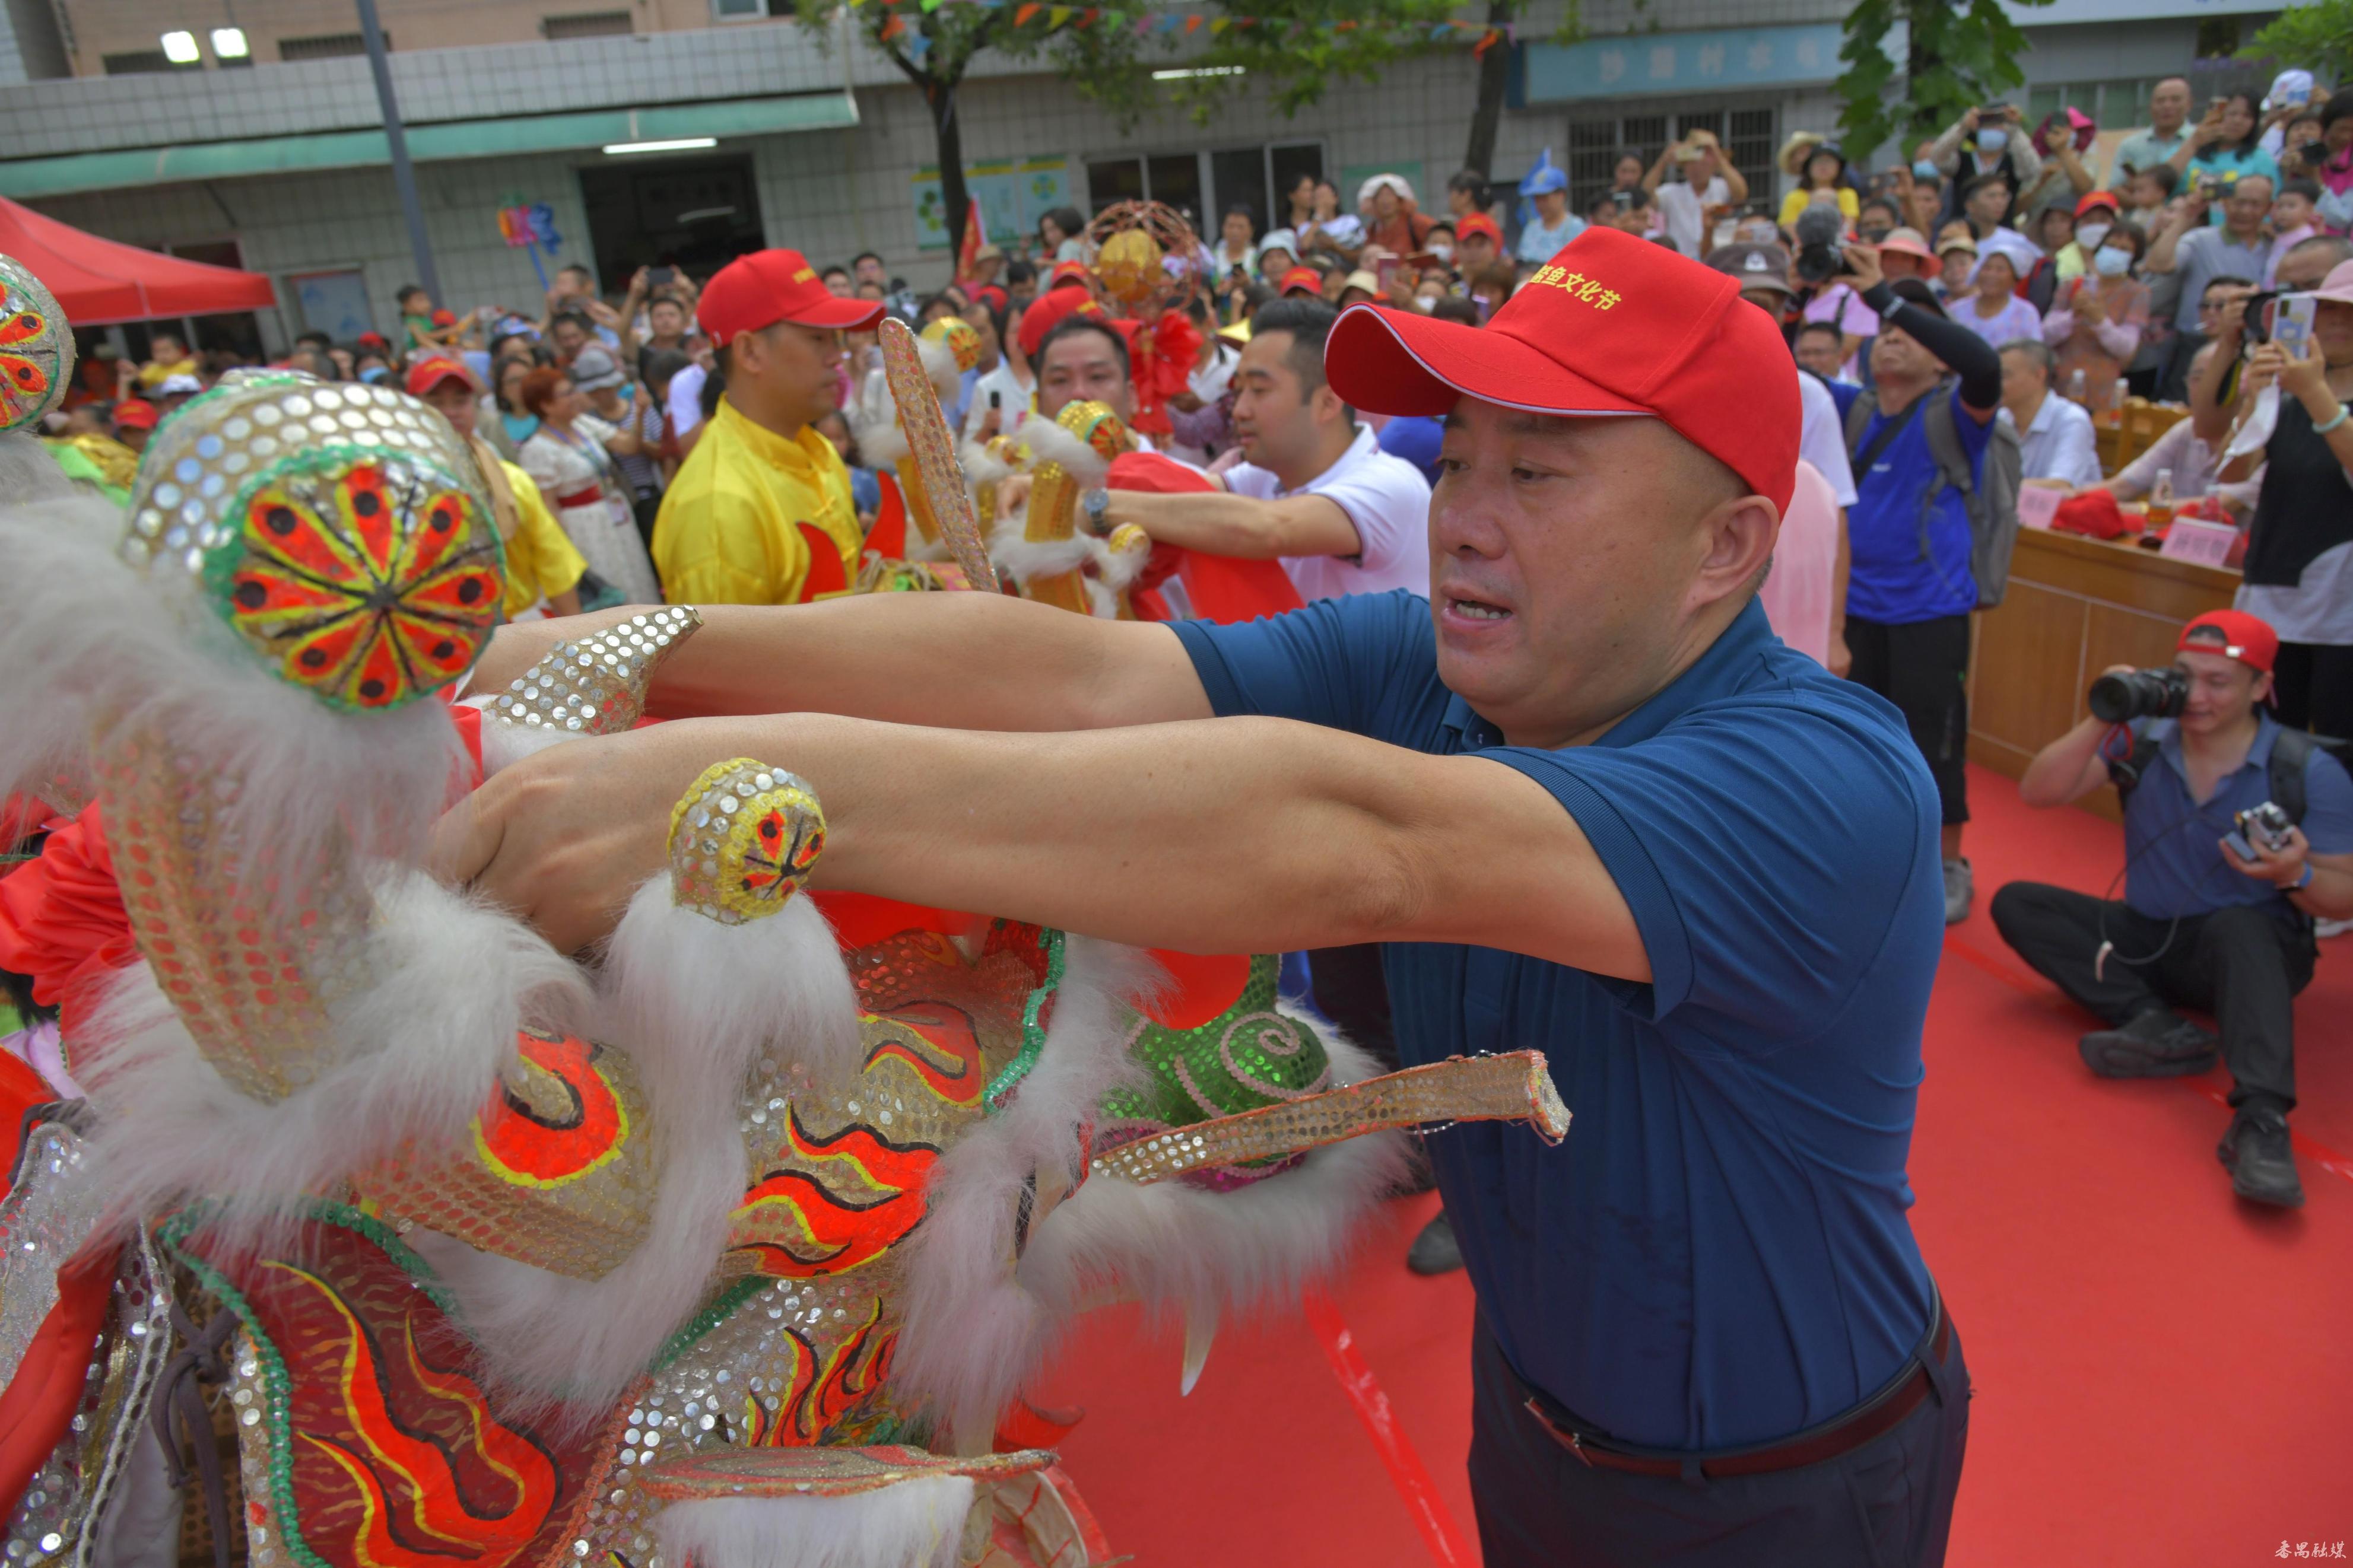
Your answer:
[1325,226,1799,511]
[698,247,883,346]
[1455,214,1503,245]
[2179,609,2278,673]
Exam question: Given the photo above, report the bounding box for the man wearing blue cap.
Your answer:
[1517,163,1584,268]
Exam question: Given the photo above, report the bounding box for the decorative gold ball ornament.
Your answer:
[1094,228,1166,308]
[920,314,983,373]
[1056,400,1134,465]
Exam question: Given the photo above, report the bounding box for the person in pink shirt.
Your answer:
[1759,458,1844,666]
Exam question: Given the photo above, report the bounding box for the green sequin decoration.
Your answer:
[983,925,1065,1112]
[1098,953,1330,1130]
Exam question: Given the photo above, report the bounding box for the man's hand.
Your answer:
[1839,241,1885,292]
[2193,104,2228,149]
[1825,628,1852,679]
[1960,107,1983,134]
[429,720,740,953]
[2221,822,2311,890]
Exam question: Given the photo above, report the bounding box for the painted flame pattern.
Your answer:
[736,1299,898,1448]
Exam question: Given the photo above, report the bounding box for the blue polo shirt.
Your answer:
[2115,714,2353,920]
[1171,591,1943,1451]
[1847,384,1992,625]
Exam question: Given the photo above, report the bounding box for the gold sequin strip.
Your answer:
[1090,1051,1570,1185]
[487,605,700,736]
[879,318,998,593]
[667,759,825,925]
[640,1442,1055,1502]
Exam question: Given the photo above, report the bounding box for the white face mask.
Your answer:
[1428,241,1453,262]
[2075,221,2112,250]
[2094,246,2134,276]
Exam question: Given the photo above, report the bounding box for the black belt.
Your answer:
[1518,1292,1952,1480]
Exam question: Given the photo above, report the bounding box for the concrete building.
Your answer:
[0,0,2287,358]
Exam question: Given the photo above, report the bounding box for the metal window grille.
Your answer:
[1568,107,1774,216]
[277,32,373,61]
[544,11,636,39]
[102,48,192,74]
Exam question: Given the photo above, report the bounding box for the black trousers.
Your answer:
[1468,1312,1969,1567]
[2272,641,2353,743]
[1846,613,1973,827]
[1989,881,2317,1109]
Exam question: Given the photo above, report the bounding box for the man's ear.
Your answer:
[1692,493,1781,612]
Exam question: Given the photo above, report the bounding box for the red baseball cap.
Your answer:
[112,398,159,430]
[1015,286,1105,360]
[2075,190,2122,218]
[1049,259,1093,290]
[355,330,389,350]
[2178,609,2278,673]
[431,308,458,326]
[1455,214,1503,246]
[1278,265,1325,296]
[403,355,474,397]
[698,247,883,346]
[1325,226,1800,511]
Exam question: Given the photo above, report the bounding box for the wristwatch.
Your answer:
[1080,487,1112,536]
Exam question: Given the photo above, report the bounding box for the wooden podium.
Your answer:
[1967,529,2239,822]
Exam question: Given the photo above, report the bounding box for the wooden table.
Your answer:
[1967,528,2240,822]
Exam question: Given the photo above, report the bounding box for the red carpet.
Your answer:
[1027,765,2353,1565]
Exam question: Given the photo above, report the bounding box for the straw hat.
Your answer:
[1779,131,1836,178]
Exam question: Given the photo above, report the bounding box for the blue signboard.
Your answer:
[1520,23,1852,104]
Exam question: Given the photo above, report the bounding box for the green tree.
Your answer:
[2243,0,2353,82]
[1833,0,2054,166]
[787,1,1462,252]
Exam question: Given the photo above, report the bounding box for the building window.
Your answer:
[2025,79,2159,132]
[711,0,777,16]
[278,32,376,61]
[102,49,197,74]
[544,11,636,39]
[1568,107,1774,217]
[1087,142,1323,235]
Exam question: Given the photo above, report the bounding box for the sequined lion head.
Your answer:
[122,372,505,712]
[920,315,983,374]
[0,255,72,436]
[1055,399,1134,466]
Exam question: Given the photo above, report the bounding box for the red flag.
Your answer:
[1472,27,1500,54]
[1014,1,1039,21]
[954,195,986,288]
[1106,452,1306,625]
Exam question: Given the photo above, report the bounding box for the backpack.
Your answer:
[2110,725,2332,826]
[1844,377,2024,609]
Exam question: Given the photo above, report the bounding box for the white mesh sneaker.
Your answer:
[1942,857,1973,924]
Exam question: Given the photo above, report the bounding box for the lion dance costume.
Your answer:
[0,264,1567,1568]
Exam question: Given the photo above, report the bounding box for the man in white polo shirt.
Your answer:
[1091,297,1431,601]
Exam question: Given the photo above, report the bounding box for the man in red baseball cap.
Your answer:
[651,247,885,605]
[1996,606,2352,1210]
[110,397,159,454]
[1452,213,1504,274]
[445,226,1968,1566]
[403,357,585,619]
[1276,265,1325,298]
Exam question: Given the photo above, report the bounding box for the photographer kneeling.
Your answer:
[1990,612,2353,1207]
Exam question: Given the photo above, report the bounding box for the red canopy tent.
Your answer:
[0,195,277,326]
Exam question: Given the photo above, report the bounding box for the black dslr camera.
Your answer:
[2088,666,2189,723]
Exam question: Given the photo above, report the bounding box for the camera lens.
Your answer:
[2088,667,2189,723]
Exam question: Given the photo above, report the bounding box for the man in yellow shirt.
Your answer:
[407,358,585,619]
[651,248,884,605]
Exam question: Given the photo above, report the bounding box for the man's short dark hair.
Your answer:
[1247,295,1341,397]
[398,282,427,300]
[1794,320,1844,344]
[1037,314,1129,379]
[2281,177,2325,204]
[1960,173,2008,204]
[551,310,592,335]
[2287,232,2353,269]
[295,329,332,351]
[821,265,851,282]
[558,263,593,282]
[1447,168,1492,210]
[2203,275,2257,300]
[639,346,692,395]
[2322,87,2353,133]
[2129,162,2180,198]
[1427,294,1481,326]
[853,250,884,269]
[1004,259,1037,287]
[1860,196,1901,226]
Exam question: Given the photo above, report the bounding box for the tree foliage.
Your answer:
[2244,0,2353,82]
[1834,0,2054,165]
[787,1,1468,245]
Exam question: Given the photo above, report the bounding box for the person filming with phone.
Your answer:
[1992,611,2353,1208]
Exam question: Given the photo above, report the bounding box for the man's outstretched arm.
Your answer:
[471,593,1213,735]
[431,708,1648,982]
